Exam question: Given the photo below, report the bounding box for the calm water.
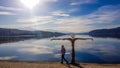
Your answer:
[0,35,120,63]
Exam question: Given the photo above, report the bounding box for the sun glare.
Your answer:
[20,0,40,9]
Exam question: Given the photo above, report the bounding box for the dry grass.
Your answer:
[0,61,120,68]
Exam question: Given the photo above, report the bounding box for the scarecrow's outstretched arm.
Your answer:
[75,38,93,40]
[51,38,71,41]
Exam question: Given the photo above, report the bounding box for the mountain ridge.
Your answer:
[88,27,120,38]
[0,28,66,37]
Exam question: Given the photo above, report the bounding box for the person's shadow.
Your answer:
[63,63,84,68]
[71,63,84,68]
[63,63,71,68]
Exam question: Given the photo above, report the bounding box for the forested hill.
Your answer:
[0,28,65,37]
[89,27,120,38]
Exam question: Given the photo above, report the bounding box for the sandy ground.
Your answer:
[0,61,120,68]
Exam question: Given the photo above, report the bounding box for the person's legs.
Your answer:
[61,55,64,63]
[63,57,68,64]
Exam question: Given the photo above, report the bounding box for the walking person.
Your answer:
[61,45,68,64]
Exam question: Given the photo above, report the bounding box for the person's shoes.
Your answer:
[61,62,63,64]
[66,62,69,64]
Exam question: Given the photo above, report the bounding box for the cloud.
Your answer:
[17,16,53,26]
[54,4,120,32]
[70,0,98,5]
[85,5,120,24]
[52,11,70,17]
[15,4,120,32]
[0,11,15,15]
[0,6,23,16]
[33,0,58,5]
[43,0,58,2]
[0,6,24,11]
[68,8,79,13]
[0,56,17,60]
[55,5,120,32]
[15,16,57,31]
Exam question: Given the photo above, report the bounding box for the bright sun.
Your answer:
[20,0,40,9]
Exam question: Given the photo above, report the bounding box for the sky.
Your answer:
[0,0,120,33]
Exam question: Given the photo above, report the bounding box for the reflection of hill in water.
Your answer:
[0,28,66,44]
[0,35,65,44]
[0,36,43,44]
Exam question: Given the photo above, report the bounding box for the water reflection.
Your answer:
[0,35,120,63]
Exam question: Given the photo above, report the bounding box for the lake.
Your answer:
[0,35,120,63]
